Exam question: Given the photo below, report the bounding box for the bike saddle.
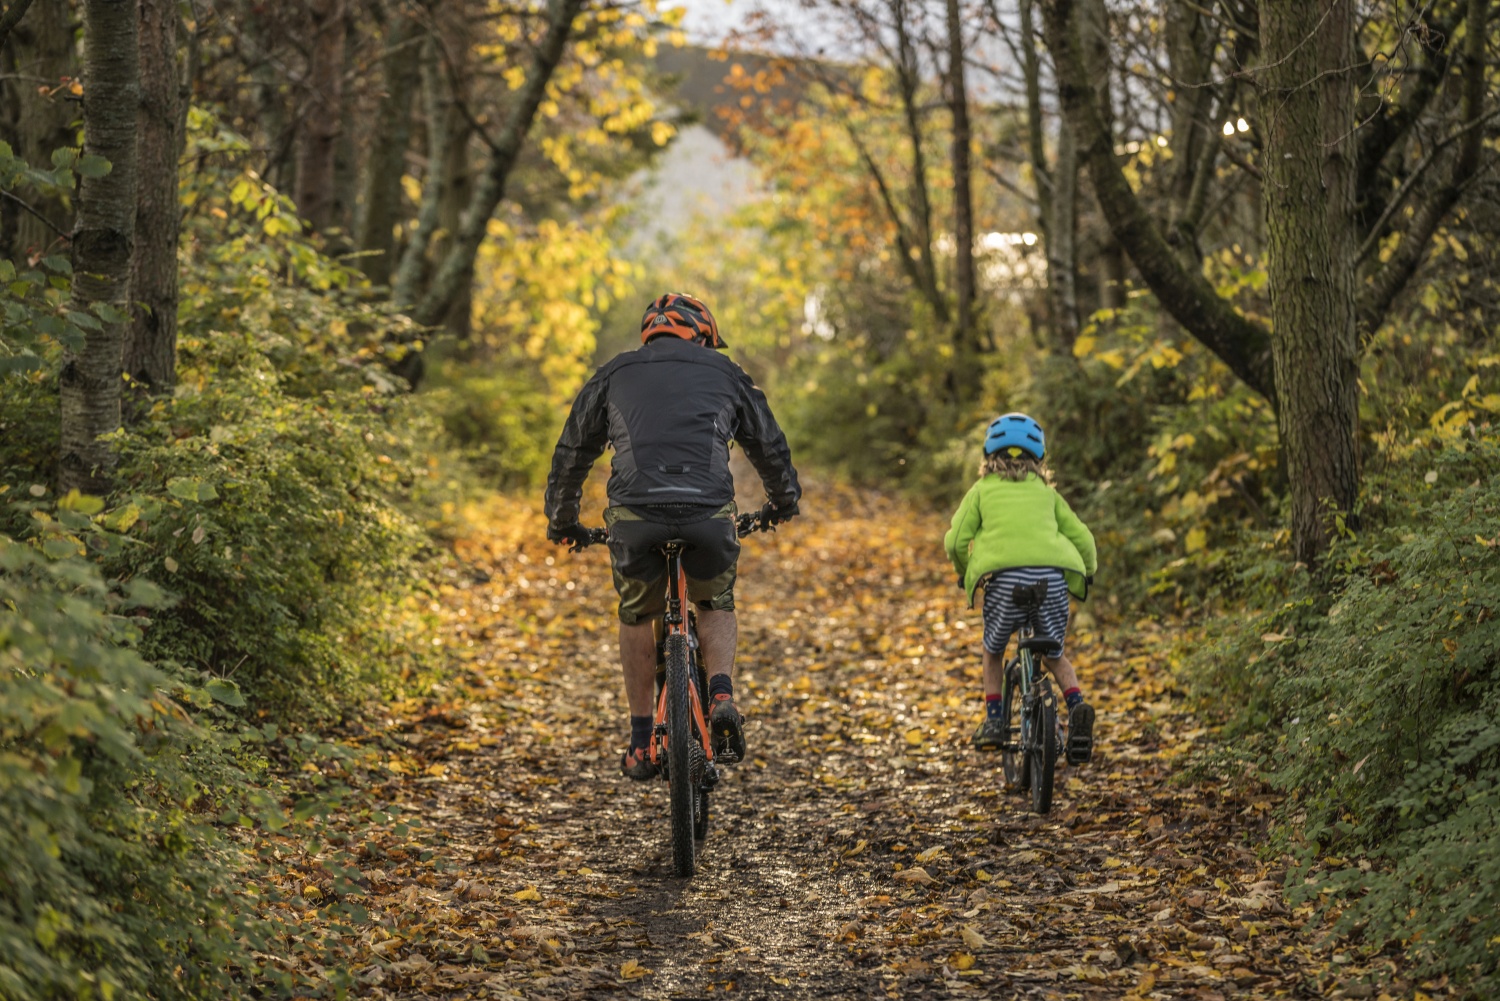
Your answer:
[1011,580,1050,608]
[1017,635,1060,656]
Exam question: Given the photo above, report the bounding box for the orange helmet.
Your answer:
[640,293,725,348]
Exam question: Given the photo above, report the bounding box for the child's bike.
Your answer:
[573,510,770,876]
[997,579,1062,815]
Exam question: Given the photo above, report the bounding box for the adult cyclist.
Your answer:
[543,293,802,781]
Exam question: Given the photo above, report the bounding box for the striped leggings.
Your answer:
[980,567,1070,658]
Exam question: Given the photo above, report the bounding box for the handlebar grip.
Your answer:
[735,512,762,538]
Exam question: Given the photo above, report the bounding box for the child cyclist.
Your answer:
[944,412,1098,764]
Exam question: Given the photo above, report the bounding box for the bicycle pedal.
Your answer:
[714,744,742,765]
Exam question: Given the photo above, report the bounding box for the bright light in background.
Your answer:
[1224,118,1251,135]
[981,232,1039,250]
[1222,121,1235,136]
[1156,135,1168,147]
[1237,117,1250,133]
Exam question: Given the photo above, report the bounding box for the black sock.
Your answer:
[708,674,734,699]
[629,715,653,750]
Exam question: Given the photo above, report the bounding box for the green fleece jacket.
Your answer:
[944,473,1098,604]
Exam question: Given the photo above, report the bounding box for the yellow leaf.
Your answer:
[511,886,540,902]
[960,925,989,949]
[949,951,975,970]
[620,959,652,980]
[1184,527,1207,554]
[894,866,937,886]
[915,846,945,863]
[903,728,924,746]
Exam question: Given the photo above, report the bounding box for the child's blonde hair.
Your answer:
[981,449,1052,483]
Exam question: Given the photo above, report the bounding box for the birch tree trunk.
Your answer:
[59,0,138,494]
[1258,0,1360,562]
[125,0,179,393]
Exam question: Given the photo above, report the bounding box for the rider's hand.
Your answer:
[546,522,587,547]
[760,500,799,526]
[957,573,967,591]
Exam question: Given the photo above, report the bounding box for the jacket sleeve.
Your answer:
[944,484,982,575]
[1054,490,1098,575]
[733,369,801,509]
[543,367,610,528]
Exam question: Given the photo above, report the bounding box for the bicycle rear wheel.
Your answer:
[1030,697,1057,814]
[664,634,697,875]
[1000,660,1029,792]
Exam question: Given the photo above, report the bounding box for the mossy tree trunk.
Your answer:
[59,0,138,494]
[945,0,979,403]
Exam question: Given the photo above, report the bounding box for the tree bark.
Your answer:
[945,0,979,400]
[4,0,76,261]
[889,0,946,325]
[294,0,346,231]
[125,0,179,395]
[356,0,423,288]
[411,0,586,327]
[59,0,138,494]
[392,32,447,307]
[1258,0,1360,562]
[1041,0,1277,404]
[1048,121,1081,342]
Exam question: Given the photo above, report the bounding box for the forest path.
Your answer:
[334,484,1378,1000]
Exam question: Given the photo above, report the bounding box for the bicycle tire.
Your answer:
[691,648,711,842]
[1030,697,1057,814]
[664,633,697,876]
[1001,660,1029,792]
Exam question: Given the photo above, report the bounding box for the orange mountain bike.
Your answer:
[575,510,769,876]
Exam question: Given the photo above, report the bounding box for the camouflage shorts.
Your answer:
[604,503,739,624]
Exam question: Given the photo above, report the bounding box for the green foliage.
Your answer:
[0,538,255,1001]
[1189,437,1500,991]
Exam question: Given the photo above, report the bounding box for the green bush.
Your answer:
[1189,438,1500,991]
[0,536,254,1001]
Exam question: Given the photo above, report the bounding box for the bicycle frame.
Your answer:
[648,542,715,768]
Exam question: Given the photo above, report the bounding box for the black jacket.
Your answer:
[544,337,801,527]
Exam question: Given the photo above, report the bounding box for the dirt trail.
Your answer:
[332,486,1407,1000]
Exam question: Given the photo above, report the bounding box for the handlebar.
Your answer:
[563,511,778,551]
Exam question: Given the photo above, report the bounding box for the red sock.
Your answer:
[1064,687,1083,708]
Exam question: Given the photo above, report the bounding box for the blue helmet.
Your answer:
[984,412,1045,459]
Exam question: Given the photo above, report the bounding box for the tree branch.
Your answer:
[0,0,37,51]
[1357,0,1488,345]
[1041,0,1277,404]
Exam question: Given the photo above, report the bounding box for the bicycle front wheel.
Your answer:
[664,633,697,876]
[1000,660,1029,792]
[1030,697,1057,814]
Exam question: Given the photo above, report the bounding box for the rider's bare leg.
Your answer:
[1043,652,1081,692]
[982,647,1005,696]
[620,619,657,717]
[695,608,737,680]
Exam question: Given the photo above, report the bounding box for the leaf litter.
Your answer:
[267,481,1454,1000]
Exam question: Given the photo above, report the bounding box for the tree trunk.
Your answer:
[59,0,138,494]
[1048,121,1081,345]
[4,0,76,262]
[411,0,586,328]
[125,0,178,395]
[944,0,979,402]
[392,33,447,307]
[356,1,422,288]
[1258,0,1360,562]
[294,0,345,231]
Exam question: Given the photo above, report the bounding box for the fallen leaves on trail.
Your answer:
[261,479,1453,1000]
